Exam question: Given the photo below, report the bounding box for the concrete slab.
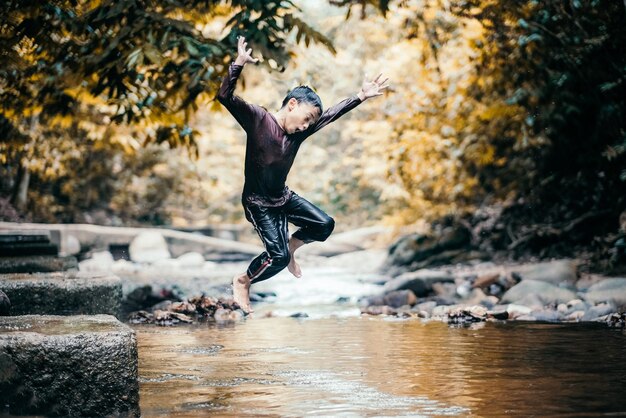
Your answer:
[0,271,122,317]
[0,314,139,417]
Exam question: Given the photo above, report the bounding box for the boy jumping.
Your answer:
[216,35,389,313]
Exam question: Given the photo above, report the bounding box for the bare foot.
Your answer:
[287,236,305,278]
[287,253,302,278]
[232,272,254,313]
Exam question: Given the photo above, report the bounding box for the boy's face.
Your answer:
[284,98,321,135]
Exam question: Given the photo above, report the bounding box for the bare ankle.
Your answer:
[237,273,249,282]
[289,236,305,253]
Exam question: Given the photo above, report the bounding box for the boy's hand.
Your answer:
[358,72,390,101]
[234,35,259,66]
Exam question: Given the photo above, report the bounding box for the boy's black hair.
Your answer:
[280,85,323,114]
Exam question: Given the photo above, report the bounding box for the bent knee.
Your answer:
[271,251,291,269]
[319,216,335,240]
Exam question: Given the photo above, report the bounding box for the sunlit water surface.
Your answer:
[134,317,626,417]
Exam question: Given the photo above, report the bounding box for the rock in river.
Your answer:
[0,314,139,417]
[501,279,577,306]
[582,278,626,309]
[382,269,455,297]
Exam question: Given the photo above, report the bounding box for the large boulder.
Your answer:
[501,279,577,306]
[0,314,139,417]
[509,259,579,284]
[383,269,455,297]
[582,278,626,308]
[385,226,471,268]
[129,231,171,263]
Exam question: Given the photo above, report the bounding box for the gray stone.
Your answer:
[0,255,78,273]
[0,290,9,315]
[432,304,457,317]
[176,251,205,267]
[509,259,578,284]
[0,314,139,417]
[565,310,585,321]
[506,304,532,319]
[432,282,457,299]
[462,288,488,305]
[583,278,626,308]
[129,231,170,263]
[562,299,590,315]
[61,234,81,256]
[78,250,115,273]
[513,293,545,310]
[515,314,537,321]
[0,271,122,317]
[385,227,471,268]
[383,269,455,297]
[501,280,577,306]
[530,309,563,322]
[415,301,437,314]
[359,294,385,307]
[480,296,500,309]
[383,290,417,308]
[582,302,616,321]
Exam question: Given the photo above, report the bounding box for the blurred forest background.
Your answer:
[1,0,625,272]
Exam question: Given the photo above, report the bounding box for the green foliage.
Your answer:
[0,0,337,153]
[0,0,338,223]
[338,0,625,253]
[449,0,626,223]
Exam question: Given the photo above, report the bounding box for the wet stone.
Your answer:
[0,230,51,244]
[0,271,122,318]
[0,242,59,256]
[0,314,140,417]
[0,255,78,274]
[0,290,9,315]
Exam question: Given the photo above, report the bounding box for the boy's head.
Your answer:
[280,85,322,135]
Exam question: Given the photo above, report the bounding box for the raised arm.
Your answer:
[302,72,390,138]
[306,94,362,136]
[215,36,261,133]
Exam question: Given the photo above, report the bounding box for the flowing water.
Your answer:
[134,303,626,416]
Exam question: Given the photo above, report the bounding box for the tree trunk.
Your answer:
[11,162,30,211]
[10,114,38,212]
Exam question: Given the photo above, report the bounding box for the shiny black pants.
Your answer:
[243,192,335,284]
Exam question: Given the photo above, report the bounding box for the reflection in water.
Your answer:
[134,317,626,417]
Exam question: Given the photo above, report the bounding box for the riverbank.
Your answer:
[108,241,625,328]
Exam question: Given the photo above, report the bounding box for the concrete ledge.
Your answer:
[0,271,122,317]
[0,314,139,417]
[0,255,78,274]
[0,221,263,258]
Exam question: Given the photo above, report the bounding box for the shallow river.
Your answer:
[133,316,626,417]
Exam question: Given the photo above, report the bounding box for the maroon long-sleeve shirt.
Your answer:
[216,62,362,206]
